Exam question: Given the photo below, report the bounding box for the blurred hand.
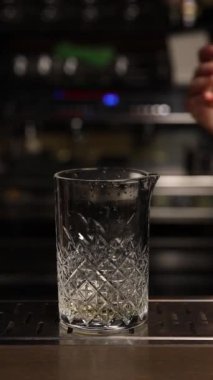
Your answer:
[187,44,213,133]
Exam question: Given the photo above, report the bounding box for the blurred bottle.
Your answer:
[0,0,18,21]
[165,0,198,28]
[24,121,42,155]
[182,0,198,27]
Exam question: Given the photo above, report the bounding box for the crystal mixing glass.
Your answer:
[54,168,159,333]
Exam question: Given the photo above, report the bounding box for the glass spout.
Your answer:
[138,171,159,196]
[147,173,160,195]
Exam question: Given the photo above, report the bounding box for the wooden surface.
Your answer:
[0,345,213,380]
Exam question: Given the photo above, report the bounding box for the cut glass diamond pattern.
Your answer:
[58,219,148,328]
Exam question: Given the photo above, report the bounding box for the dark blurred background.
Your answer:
[0,0,213,300]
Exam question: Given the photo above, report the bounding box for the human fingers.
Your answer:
[187,92,213,131]
[199,45,213,62]
[188,75,213,96]
[187,93,213,133]
[195,61,213,77]
[187,93,213,111]
[203,89,213,102]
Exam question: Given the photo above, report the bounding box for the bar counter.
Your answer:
[0,299,213,379]
[0,344,213,380]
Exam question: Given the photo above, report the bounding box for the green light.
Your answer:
[54,42,115,69]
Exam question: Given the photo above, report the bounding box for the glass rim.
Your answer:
[54,167,159,183]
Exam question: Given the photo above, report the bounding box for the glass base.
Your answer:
[60,313,147,335]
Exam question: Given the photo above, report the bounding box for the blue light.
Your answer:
[53,89,64,101]
[102,93,120,107]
